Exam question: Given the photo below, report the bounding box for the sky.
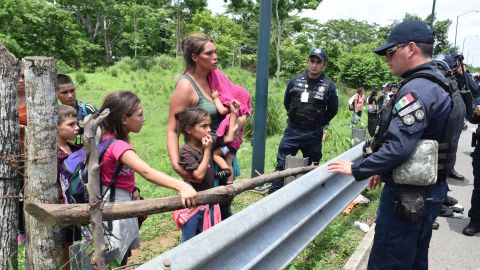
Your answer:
[207,0,480,67]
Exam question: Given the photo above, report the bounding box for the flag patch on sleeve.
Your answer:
[394,93,416,111]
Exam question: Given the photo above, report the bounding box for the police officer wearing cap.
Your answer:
[269,48,338,194]
[328,20,461,269]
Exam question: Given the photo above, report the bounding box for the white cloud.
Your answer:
[208,0,480,66]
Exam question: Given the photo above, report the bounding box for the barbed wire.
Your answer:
[0,194,21,200]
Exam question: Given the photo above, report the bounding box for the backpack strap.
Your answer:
[399,71,450,93]
[97,138,124,232]
[106,163,123,232]
[99,138,122,201]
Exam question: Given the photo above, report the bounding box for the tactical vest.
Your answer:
[287,75,332,130]
[366,70,465,183]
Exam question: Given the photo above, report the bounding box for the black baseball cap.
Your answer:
[309,47,327,62]
[374,20,434,55]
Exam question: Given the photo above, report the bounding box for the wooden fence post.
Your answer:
[23,57,63,270]
[0,44,21,270]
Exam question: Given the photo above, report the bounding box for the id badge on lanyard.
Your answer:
[300,84,309,103]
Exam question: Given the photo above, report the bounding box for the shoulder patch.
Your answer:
[402,114,415,125]
[395,92,416,111]
[398,101,421,117]
[414,109,425,120]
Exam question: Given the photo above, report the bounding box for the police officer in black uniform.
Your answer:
[328,20,462,269]
[464,66,480,236]
[465,101,480,236]
[269,48,338,194]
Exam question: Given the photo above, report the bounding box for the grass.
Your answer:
[17,55,380,269]
[289,188,381,270]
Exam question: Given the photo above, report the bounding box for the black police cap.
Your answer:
[374,20,434,56]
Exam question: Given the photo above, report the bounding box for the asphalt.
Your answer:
[429,123,480,270]
[344,123,480,270]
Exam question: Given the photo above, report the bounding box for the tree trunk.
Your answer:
[25,165,317,226]
[175,5,182,57]
[85,110,110,270]
[0,44,21,270]
[23,57,64,270]
[103,18,114,66]
[274,0,282,79]
[134,17,138,58]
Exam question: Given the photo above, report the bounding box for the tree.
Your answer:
[117,3,174,57]
[169,0,207,56]
[271,17,319,78]
[0,0,98,68]
[224,0,259,68]
[56,0,127,66]
[186,11,244,67]
[338,43,394,89]
[316,19,380,47]
[272,0,321,78]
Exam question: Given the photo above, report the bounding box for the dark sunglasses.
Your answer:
[385,43,408,58]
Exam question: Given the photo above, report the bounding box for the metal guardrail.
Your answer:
[138,143,367,270]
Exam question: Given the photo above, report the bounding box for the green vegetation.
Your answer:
[2,0,469,80]
[64,56,375,268]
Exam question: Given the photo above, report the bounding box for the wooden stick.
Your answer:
[25,165,316,226]
[84,109,110,270]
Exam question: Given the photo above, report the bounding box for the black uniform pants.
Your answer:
[268,125,323,194]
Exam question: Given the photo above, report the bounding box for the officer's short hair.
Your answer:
[415,43,433,58]
[57,74,73,86]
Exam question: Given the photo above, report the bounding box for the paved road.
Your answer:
[429,123,480,270]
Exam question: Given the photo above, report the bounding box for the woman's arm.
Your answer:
[120,150,197,208]
[167,79,196,180]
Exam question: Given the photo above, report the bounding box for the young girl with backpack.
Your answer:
[97,90,197,265]
[173,101,239,242]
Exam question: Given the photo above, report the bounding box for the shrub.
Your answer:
[56,60,74,74]
[75,72,87,85]
[243,94,286,140]
[109,67,118,77]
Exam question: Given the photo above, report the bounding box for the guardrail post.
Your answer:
[284,155,309,185]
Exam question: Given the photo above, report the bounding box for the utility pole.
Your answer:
[251,0,272,178]
[429,0,436,29]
